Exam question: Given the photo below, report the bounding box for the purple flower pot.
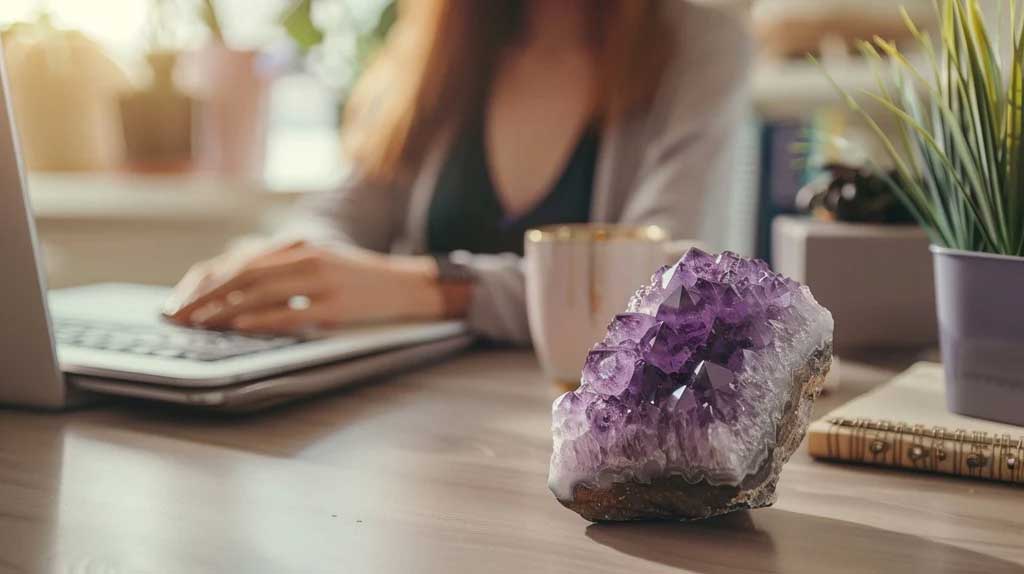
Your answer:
[932,246,1024,425]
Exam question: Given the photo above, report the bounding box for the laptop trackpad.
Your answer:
[49,283,173,325]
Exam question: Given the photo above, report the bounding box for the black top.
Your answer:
[426,120,599,257]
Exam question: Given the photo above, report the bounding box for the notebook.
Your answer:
[807,362,1024,484]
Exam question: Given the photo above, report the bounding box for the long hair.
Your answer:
[342,0,673,184]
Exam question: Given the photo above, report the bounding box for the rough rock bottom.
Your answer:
[560,343,832,522]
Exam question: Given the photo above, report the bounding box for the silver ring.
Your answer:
[287,295,311,311]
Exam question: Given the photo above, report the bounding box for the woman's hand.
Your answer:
[162,241,445,334]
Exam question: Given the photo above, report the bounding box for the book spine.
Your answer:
[807,419,1024,484]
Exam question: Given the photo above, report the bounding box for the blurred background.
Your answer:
[2,0,393,289]
[2,0,990,351]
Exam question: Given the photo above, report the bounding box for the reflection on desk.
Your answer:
[1,349,1022,573]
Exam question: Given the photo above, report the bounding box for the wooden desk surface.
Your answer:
[2,350,1022,574]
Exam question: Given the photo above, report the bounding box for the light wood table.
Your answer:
[2,350,1022,574]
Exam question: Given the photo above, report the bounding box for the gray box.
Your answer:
[772,215,937,353]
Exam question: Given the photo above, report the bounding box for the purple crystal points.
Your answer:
[549,248,833,521]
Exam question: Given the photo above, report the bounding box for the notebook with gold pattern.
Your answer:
[807,362,1024,483]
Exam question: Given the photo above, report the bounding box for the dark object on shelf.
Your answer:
[795,163,914,224]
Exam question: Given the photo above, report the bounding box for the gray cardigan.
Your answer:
[281,1,752,345]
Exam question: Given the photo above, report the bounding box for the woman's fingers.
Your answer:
[167,250,320,323]
[231,306,323,334]
[192,277,321,329]
[164,241,309,320]
[163,262,218,322]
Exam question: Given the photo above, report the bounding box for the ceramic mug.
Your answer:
[524,224,698,385]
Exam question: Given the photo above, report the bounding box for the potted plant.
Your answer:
[188,0,274,179]
[820,0,1024,425]
[119,0,200,172]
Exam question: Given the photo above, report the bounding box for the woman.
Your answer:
[164,0,751,344]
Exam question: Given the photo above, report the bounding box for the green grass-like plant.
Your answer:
[817,0,1024,256]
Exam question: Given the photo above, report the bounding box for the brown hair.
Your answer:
[342,0,673,184]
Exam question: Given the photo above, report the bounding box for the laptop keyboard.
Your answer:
[54,318,301,362]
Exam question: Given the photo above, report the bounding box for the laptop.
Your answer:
[0,45,472,412]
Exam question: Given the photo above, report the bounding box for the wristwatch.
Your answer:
[431,251,476,319]
[432,250,477,284]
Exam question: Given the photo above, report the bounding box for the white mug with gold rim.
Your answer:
[524,224,698,386]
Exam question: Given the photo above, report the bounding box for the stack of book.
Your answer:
[808,362,1023,484]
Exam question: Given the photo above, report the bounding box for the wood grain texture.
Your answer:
[1,349,1022,574]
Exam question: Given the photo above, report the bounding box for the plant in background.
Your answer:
[819,0,1024,256]
[281,0,325,50]
[147,0,225,49]
[199,0,225,44]
[280,0,396,95]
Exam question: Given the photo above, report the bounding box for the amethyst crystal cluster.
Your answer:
[549,249,833,521]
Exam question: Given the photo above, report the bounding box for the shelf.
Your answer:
[753,54,927,122]
[27,172,303,223]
